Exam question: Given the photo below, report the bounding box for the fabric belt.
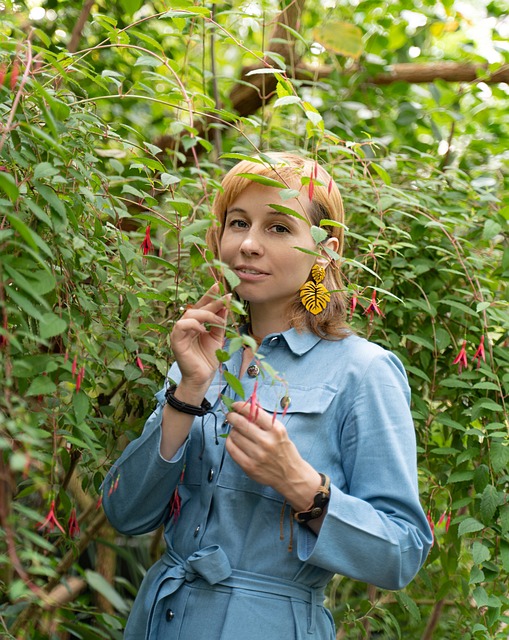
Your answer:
[146,544,323,637]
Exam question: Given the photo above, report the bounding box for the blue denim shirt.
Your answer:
[103,330,432,640]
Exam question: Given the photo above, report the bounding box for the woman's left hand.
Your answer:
[225,401,321,512]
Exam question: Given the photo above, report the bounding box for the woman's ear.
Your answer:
[316,236,340,267]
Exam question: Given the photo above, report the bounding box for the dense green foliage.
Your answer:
[0,0,508,638]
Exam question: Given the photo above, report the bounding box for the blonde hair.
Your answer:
[206,152,350,339]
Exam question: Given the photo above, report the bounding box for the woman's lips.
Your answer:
[234,266,269,281]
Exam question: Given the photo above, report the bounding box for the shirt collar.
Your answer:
[239,325,321,356]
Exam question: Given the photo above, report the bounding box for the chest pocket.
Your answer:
[217,381,338,499]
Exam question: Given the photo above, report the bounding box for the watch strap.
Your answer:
[292,473,331,523]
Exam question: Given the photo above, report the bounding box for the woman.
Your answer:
[102,152,432,639]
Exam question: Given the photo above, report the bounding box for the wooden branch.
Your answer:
[294,61,509,85]
[229,0,306,117]
[68,0,95,53]
[373,61,509,85]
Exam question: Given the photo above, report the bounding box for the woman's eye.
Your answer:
[271,224,290,234]
[230,219,248,229]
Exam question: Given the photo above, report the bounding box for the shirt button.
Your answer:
[247,364,260,377]
[193,525,201,537]
[208,468,214,482]
[280,396,291,410]
[269,336,280,345]
[166,609,175,621]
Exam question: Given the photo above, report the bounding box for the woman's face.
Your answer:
[219,182,318,320]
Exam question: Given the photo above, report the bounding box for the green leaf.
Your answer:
[6,214,53,258]
[85,570,129,613]
[273,96,301,108]
[267,203,309,223]
[6,287,44,320]
[223,372,245,399]
[310,225,328,244]
[458,517,484,536]
[371,163,391,185]
[394,591,421,623]
[490,443,509,474]
[73,392,90,425]
[314,21,364,58]
[480,484,499,523]
[161,172,181,187]
[500,540,509,572]
[237,173,287,189]
[472,540,491,565]
[26,376,57,396]
[0,172,19,201]
[33,162,60,180]
[39,313,67,339]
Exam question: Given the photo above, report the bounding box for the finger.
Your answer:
[230,402,274,431]
[178,308,228,328]
[192,283,222,309]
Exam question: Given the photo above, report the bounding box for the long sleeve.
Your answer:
[295,350,432,589]
[101,388,187,536]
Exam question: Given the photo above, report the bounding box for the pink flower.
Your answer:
[472,336,486,369]
[349,294,358,320]
[68,508,80,538]
[38,500,65,534]
[75,365,85,392]
[141,225,153,256]
[364,291,383,320]
[136,355,144,372]
[453,340,468,374]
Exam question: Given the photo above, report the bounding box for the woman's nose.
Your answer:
[240,231,263,255]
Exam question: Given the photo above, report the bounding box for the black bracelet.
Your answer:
[292,473,331,523]
[164,384,212,416]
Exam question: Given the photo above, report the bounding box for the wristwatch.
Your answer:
[292,473,331,523]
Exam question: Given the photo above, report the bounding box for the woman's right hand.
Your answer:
[169,283,231,394]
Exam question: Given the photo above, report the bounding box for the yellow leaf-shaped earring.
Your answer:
[299,265,330,315]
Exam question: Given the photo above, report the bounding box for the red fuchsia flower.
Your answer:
[10,59,19,91]
[0,63,7,88]
[445,512,451,532]
[308,167,314,201]
[71,354,78,377]
[453,340,468,374]
[364,290,383,320]
[108,473,120,497]
[349,294,358,320]
[141,225,153,256]
[472,335,486,369]
[136,355,144,372]
[247,380,260,423]
[68,508,80,538]
[75,365,85,392]
[38,500,65,534]
[328,178,333,195]
[96,494,103,510]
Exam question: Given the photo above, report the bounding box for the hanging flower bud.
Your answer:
[10,59,19,91]
[141,225,153,256]
[349,294,358,320]
[0,63,7,88]
[472,336,486,369]
[364,290,383,320]
[68,508,80,538]
[452,340,468,374]
[38,500,65,534]
[136,355,144,372]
